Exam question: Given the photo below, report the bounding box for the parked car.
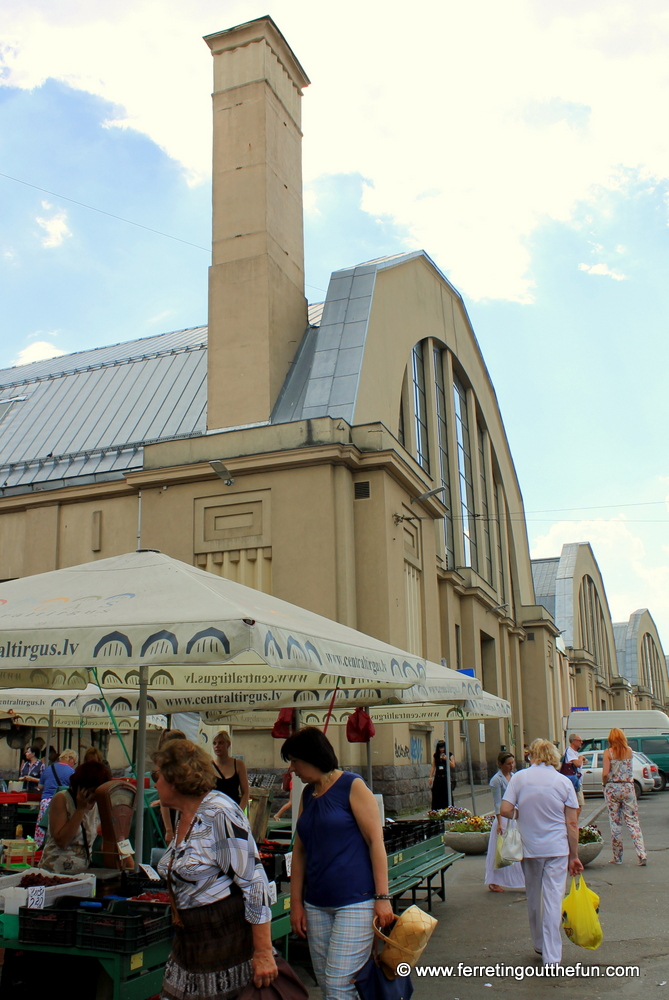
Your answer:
[635,750,662,790]
[573,712,669,791]
[579,750,655,797]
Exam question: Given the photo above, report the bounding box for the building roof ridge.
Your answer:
[0,327,208,389]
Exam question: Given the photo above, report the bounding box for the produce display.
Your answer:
[130,891,170,904]
[19,872,77,888]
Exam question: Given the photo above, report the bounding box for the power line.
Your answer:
[1,170,333,297]
[0,171,211,253]
[521,500,667,514]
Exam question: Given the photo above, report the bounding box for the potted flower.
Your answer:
[428,805,472,822]
[578,824,604,866]
[443,814,493,854]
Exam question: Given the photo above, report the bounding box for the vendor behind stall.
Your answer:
[40,762,111,874]
[35,748,78,849]
[20,746,44,791]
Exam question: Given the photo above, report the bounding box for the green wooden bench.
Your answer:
[387,835,463,912]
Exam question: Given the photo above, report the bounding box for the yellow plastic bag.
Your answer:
[561,875,603,950]
[494,834,513,869]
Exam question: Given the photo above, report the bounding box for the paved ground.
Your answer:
[297,790,669,1000]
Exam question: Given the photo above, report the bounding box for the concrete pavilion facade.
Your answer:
[0,16,657,807]
[613,610,669,713]
[532,543,635,716]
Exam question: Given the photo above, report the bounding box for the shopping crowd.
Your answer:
[9,723,649,999]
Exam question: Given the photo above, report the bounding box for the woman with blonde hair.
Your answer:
[602,728,647,865]
[35,748,78,848]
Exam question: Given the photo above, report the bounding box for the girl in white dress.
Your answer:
[485,752,525,892]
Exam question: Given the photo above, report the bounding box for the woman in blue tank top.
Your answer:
[282,727,394,1000]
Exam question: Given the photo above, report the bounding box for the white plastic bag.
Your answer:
[499,817,523,863]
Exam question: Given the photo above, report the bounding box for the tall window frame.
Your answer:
[434,348,455,570]
[411,344,430,473]
[477,423,493,585]
[453,373,478,572]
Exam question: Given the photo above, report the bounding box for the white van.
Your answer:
[566,710,669,791]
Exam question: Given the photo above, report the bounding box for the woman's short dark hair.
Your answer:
[27,745,41,757]
[497,751,514,767]
[281,728,338,772]
[70,761,112,793]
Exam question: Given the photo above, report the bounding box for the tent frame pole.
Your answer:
[134,663,149,865]
[45,710,54,772]
[366,741,373,790]
[463,720,477,815]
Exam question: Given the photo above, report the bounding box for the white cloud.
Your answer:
[35,209,71,248]
[578,262,627,280]
[1,0,668,299]
[13,340,66,365]
[146,309,173,325]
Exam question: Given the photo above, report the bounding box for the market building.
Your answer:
[531,543,634,715]
[0,16,613,805]
[613,609,669,712]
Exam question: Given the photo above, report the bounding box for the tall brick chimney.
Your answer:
[204,17,310,430]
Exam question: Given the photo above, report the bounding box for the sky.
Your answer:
[1,0,669,648]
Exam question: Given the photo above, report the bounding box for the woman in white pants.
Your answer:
[485,752,525,892]
[500,739,583,966]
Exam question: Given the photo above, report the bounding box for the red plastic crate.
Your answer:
[0,794,27,804]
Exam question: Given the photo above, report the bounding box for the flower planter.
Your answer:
[578,841,603,866]
[443,831,490,855]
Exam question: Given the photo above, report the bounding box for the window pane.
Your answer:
[412,344,430,473]
[433,348,455,570]
[453,374,477,571]
[477,424,493,585]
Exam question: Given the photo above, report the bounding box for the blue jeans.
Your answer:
[304,899,375,1000]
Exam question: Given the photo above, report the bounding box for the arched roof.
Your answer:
[531,542,617,665]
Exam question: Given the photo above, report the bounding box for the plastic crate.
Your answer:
[119,870,167,895]
[0,794,26,804]
[0,804,18,839]
[76,899,171,953]
[2,840,36,867]
[18,898,79,947]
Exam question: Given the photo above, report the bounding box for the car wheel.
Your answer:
[658,773,667,792]
[634,780,642,798]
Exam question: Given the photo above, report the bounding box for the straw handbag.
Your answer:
[375,907,438,978]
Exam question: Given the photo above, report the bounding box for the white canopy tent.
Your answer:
[0,551,431,690]
[0,551,475,857]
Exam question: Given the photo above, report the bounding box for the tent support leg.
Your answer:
[134,663,149,865]
[464,723,476,815]
[45,710,54,771]
[366,741,373,791]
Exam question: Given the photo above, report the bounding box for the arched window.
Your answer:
[577,575,613,679]
[641,632,662,698]
[396,340,505,584]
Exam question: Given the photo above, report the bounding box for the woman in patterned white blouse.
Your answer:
[155,740,277,1000]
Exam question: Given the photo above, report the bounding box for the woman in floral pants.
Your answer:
[602,728,647,865]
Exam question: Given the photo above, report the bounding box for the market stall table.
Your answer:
[0,911,170,1000]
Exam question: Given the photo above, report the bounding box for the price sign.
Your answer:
[284,851,292,878]
[117,839,135,857]
[27,886,46,909]
[138,864,161,881]
[268,881,277,905]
